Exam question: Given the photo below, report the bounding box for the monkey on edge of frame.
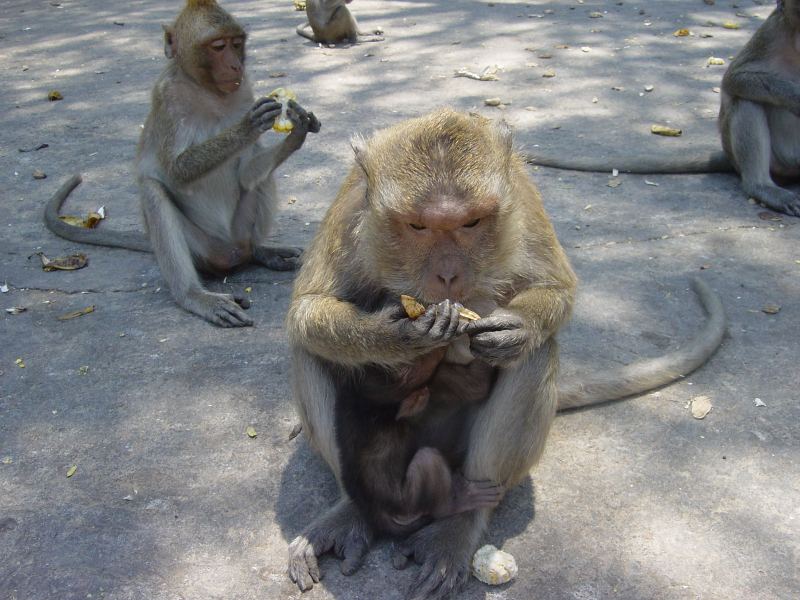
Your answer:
[525,0,800,217]
[296,0,384,44]
[284,108,726,599]
[44,0,321,327]
[335,340,503,538]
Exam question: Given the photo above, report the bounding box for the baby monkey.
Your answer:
[334,299,504,537]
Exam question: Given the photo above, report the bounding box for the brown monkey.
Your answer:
[296,0,384,44]
[44,0,321,327]
[336,322,503,538]
[284,109,725,598]
[525,1,800,217]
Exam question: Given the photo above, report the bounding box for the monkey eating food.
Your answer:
[296,0,384,44]
[285,109,725,598]
[44,0,321,327]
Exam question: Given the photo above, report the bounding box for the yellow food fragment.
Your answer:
[268,87,297,133]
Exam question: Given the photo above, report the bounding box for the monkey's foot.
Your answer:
[288,498,373,592]
[184,289,253,328]
[745,183,800,217]
[253,245,303,271]
[393,511,485,600]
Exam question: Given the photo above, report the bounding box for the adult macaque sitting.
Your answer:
[45,0,321,326]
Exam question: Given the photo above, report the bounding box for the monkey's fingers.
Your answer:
[307,111,322,133]
[288,536,322,591]
[427,300,461,342]
[338,534,369,576]
[462,312,524,335]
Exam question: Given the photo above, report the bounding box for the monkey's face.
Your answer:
[385,194,499,303]
[202,36,246,94]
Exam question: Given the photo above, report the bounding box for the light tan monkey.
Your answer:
[526,0,800,217]
[284,109,725,599]
[45,0,321,326]
[296,0,383,44]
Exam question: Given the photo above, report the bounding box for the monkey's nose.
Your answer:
[437,273,458,291]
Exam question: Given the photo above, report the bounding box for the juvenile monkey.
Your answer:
[525,1,800,217]
[296,0,384,44]
[45,0,321,326]
[285,109,725,598]
[336,315,503,537]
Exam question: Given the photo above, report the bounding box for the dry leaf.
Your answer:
[59,209,104,229]
[66,465,77,478]
[588,12,603,18]
[651,124,682,137]
[48,90,63,101]
[288,422,303,440]
[58,305,95,321]
[761,304,781,315]
[673,28,690,36]
[246,426,257,438]
[5,307,26,315]
[691,395,713,419]
[33,252,89,271]
[607,179,622,188]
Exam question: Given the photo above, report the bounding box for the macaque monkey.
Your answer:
[526,1,800,217]
[296,0,384,44]
[44,0,321,326]
[285,109,725,598]
[336,325,503,537]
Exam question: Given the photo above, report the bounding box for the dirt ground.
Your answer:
[1,1,798,599]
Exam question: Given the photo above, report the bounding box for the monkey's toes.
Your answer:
[288,537,321,591]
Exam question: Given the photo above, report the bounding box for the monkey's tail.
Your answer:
[525,150,733,174]
[557,277,725,410]
[44,174,152,253]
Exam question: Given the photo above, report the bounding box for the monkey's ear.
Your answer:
[493,119,514,158]
[163,25,177,59]
[350,134,369,175]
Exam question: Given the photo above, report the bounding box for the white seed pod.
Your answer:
[471,544,517,585]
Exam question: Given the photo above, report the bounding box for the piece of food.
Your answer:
[268,87,297,133]
[400,295,481,321]
[472,544,518,585]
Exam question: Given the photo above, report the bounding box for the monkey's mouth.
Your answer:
[217,79,243,93]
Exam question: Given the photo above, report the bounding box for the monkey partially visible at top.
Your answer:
[285,109,725,599]
[45,0,321,327]
[525,0,800,217]
[296,0,384,44]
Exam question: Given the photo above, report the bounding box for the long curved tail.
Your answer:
[525,150,733,174]
[558,277,726,410]
[44,174,152,253]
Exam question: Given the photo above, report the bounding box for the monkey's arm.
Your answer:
[296,21,316,41]
[723,66,800,114]
[164,99,282,184]
[288,295,462,368]
[239,101,321,191]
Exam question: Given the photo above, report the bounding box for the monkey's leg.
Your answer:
[400,447,504,522]
[394,340,558,600]
[728,100,800,216]
[140,179,253,327]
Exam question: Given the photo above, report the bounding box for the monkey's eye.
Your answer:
[209,40,227,52]
[232,37,244,50]
[463,218,481,228]
[409,223,426,231]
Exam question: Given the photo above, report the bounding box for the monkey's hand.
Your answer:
[242,97,283,136]
[462,309,537,368]
[395,299,463,352]
[287,100,322,136]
